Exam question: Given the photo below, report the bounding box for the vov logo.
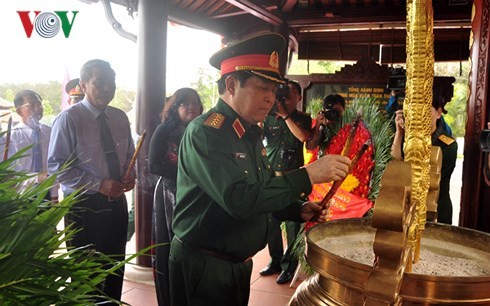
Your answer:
[17,11,79,38]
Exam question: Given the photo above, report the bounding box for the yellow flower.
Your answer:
[340,174,360,193]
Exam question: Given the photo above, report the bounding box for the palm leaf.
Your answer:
[0,146,139,305]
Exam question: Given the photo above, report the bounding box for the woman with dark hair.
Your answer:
[148,87,203,305]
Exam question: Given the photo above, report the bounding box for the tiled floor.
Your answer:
[121,245,307,306]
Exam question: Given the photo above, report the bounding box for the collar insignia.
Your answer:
[204,112,225,129]
[232,118,246,139]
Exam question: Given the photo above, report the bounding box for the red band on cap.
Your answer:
[220,53,280,76]
[68,87,83,96]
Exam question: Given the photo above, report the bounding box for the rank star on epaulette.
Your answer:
[438,134,455,145]
[232,118,245,138]
[204,113,225,129]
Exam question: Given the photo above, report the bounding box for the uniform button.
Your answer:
[258,167,261,171]
[244,170,248,174]
[300,192,305,197]
[267,165,271,169]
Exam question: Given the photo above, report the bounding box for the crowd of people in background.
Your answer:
[2,33,490,306]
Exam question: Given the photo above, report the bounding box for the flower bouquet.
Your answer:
[294,97,394,274]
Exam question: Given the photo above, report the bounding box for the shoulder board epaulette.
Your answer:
[203,112,225,129]
[438,134,455,145]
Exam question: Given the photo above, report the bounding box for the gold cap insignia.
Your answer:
[269,51,279,69]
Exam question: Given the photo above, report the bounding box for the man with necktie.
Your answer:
[48,59,135,304]
[9,89,58,203]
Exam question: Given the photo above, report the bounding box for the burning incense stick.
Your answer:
[309,139,372,223]
[309,116,362,220]
[320,140,371,208]
[341,115,361,157]
[123,130,147,181]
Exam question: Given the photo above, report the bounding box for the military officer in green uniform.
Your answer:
[169,32,351,306]
[260,79,312,284]
[391,96,458,224]
[65,78,85,106]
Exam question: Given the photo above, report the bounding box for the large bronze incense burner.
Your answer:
[290,1,490,304]
[290,218,490,305]
[289,158,490,305]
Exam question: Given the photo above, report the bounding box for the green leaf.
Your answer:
[0,149,150,305]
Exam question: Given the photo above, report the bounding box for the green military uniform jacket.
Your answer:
[172,99,312,261]
[401,123,458,224]
[431,125,458,224]
[263,110,312,172]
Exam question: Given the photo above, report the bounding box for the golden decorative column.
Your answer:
[364,1,434,304]
[403,0,434,263]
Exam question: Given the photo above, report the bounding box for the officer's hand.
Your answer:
[99,179,125,198]
[300,201,328,223]
[304,154,350,185]
[394,110,405,132]
[37,172,48,183]
[123,178,135,192]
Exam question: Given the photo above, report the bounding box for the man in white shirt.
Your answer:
[9,89,58,202]
[48,59,135,303]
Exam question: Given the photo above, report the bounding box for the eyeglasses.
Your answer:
[19,101,43,109]
[178,101,200,108]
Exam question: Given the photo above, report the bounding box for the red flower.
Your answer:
[324,121,375,198]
